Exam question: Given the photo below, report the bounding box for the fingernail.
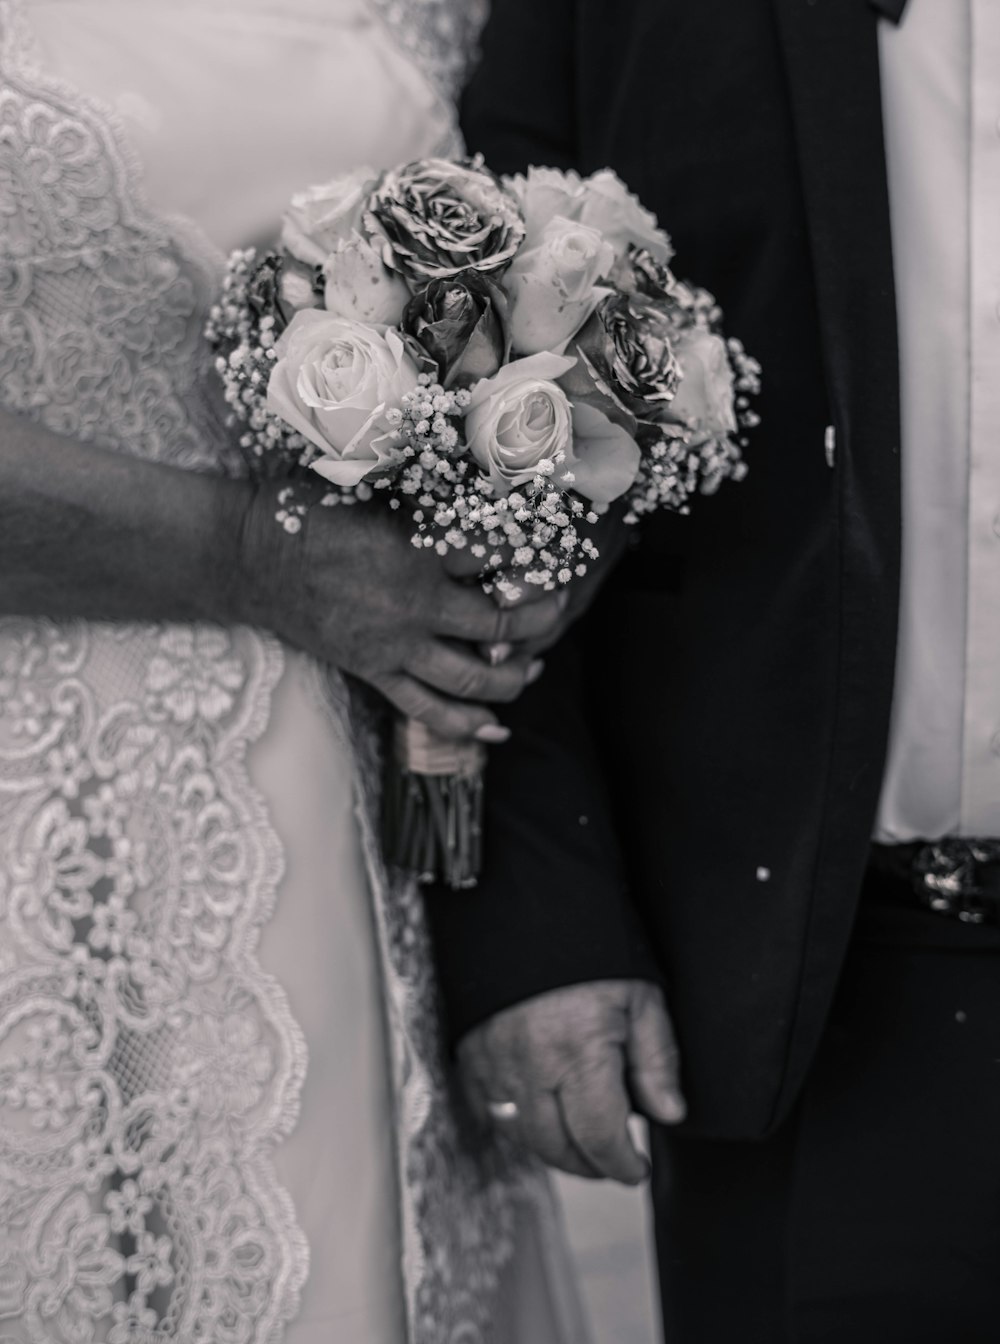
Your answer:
[659,1093,687,1125]
[526,660,545,686]
[488,642,513,667]
[475,724,511,744]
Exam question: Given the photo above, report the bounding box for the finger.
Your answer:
[458,1046,597,1178]
[494,592,569,646]
[508,1089,601,1180]
[626,985,686,1125]
[406,643,544,705]
[433,583,515,643]
[441,546,489,581]
[477,641,513,666]
[556,1053,649,1186]
[371,673,509,743]
[492,575,556,609]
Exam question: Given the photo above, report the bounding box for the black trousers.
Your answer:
[652,896,1000,1343]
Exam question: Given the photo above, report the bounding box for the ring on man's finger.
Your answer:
[486,1099,520,1123]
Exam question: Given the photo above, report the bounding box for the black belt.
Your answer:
[868,839,1000,927]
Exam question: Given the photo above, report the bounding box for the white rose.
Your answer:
[466,353,575,494]
[506,166,671,265]
[505,166,588,249]
[266,309,419,487]
[668,328,738,439]
[504,216,615,355]
[577,170,672,263]
[465,352,641,505]
[323,232,411,325]
[281,167,376,267]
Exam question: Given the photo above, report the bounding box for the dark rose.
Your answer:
[610,246,677,302]
[245,253,321,334]
[401,273,510,388]
[610,245,710,321]
[365,157,525,287]
[565,292,681,422]
[246,253,286,329]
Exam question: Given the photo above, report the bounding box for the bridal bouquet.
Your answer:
[206,157,759,888]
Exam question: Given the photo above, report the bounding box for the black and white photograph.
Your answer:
[0,0,997,1339]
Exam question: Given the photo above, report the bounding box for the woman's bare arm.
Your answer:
[0,407,248,624]
[0,407,564,737]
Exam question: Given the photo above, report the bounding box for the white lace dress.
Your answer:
[0,2,590,1341]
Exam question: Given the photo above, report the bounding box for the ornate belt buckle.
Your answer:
[911,839,1000,924]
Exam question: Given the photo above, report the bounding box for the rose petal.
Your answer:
[466,352,577,409]
[563,401,642,504]
[308,455,381,489]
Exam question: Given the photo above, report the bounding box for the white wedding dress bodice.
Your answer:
[21,0,459,254]
[0,2,589,1342]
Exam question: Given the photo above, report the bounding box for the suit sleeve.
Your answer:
[424,0,663,1044]
[423,620,663,1044]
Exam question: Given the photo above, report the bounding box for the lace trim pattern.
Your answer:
[0,6,306,1338]
[0,3,236,475]
[369,0,489,101]
[0,1,559,1339]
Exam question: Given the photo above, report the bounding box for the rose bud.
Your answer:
[401,273,510,388]
[365,157,525,287]
[664,327,738,441]
[465,352,640,506]
[506,167,673,264]
[505,165,589,249]
[575,169,673,264]
[281,167,376,266]
[566,293,681,422]
[504,216,615,356]
[322,232,411,326]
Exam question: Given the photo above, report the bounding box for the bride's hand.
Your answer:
[236,487,566,741]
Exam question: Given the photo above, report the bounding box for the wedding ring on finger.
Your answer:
[486,1099,520,1123]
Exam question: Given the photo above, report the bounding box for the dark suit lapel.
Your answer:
[769,0,903,1125]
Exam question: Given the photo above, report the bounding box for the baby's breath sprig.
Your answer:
[386,374,604,595]
[624,333,760,524]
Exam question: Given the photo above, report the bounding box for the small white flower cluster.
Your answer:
[625,337,761,523]
[373,374,603,597]
[624,432,748,521]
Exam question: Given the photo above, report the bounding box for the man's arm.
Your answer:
[424,0,687,1183]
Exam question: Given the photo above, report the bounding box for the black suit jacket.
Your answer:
[426,0,902,1140]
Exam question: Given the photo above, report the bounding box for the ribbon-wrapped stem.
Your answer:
[384,717,487,889]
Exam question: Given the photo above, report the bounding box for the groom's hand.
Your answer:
[238,490,565,739]
[458,980,686,1185]
[444,504,633,660]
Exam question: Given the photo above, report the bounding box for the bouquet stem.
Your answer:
[384,717,487,889]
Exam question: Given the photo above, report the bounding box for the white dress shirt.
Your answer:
[876,0,1000,841]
